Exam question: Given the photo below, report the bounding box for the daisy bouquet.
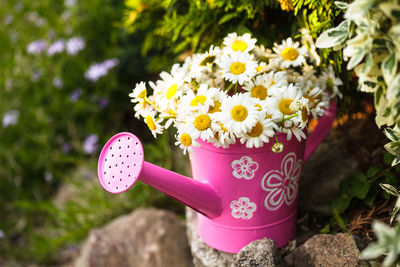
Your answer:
[130,33,342,154]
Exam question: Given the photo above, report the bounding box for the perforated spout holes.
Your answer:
[98,132,144,194]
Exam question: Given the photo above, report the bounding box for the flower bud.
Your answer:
[271,142,284,153]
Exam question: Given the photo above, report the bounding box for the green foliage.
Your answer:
[0,0,177,263]
[326,152,400,230]
[315,0,400,163]
[122,0,296,66]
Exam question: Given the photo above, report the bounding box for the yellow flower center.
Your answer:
[232,40,248,52]
[256,66,264,72]
[191,95,207,107]
[255,104,262,111]
[301,106,308,122]
[145,115,156,131]
[231,105,248,121]
[248,122,263,137]
[265,114,272,119]
[220,123,228,132]
[180,133,192,146]
[281,47,299,61]
[138,89,147,99]
[208,100,221,113]
[279,98,294,115]
[251,85,267,100]
[269,80,275,87]
[194,114,211,130]
[166,84,178,100]
[230,62,246,75]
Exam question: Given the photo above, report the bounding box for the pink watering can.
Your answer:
[97,102,337,253]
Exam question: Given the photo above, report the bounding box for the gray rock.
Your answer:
[74,208,193,267]
[186,208,284,267]
[234,238,284,267]
[284,233,363,267]
[186,207,236,267]
[300,133,358,213]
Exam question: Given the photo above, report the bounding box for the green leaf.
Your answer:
[334,1,348,9]
[382,52,397,85]
[362,53,373,74]
[341,172,370,199]
[387,74,400,100]
[332,194,351,213]
[218,13,237,25]
[392,156,400,166]
[391,197,400,224]
[384,128,400,142]
[380,183,400,197]
[379,3,400,19]
[347,48,366,70]
[320,224,331,233]
[316,20,349,48]
[367,166,382,178]
[385,141,400,156]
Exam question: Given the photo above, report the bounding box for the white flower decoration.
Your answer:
[261,152,303,211]
[230,197,257,219]
[231,156,259,180]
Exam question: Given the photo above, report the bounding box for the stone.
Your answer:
[186,207,236,267]
[234,238,284,267]
[284,233,364,267]
[74,208,193,267]
[300,135,359,214]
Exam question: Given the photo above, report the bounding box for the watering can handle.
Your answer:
[304,100,337,162]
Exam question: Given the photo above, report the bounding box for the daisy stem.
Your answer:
[274,134,279,143]
[144,97,161,112]
[282,114,298,122]
[226,83,234,93]
[234,83,238,94]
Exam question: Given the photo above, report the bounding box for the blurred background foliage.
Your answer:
[0,0,384,265]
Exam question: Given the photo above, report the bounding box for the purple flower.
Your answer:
[62,143,72,153]
[27,39,47,54]
[85,58,119,82]
[2,110,19,127]
[31,70,42,82]
[83,134,99,154]
[53,77,63,88]
[99,98,109,108]
[66,37,85,55]
[47,40,65,56]
[4,15,14,25]
[70,89,82,102]
[0,229,4,238]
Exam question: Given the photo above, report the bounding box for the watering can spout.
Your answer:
[97,132,222,218]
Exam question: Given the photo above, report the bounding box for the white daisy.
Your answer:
[319,65,343,98]
[187,105,218,141]
[217,94,260,136]
[240,118,276,148]
[189,46,221,79]
[207,88,228,114]
[144,110,164,138]
[175,124,200,154]
[243,73,276,100]
[271,38,308,69]
[223,33,257,53]
[129,81,147,103]
[151,64,188,111]
[280,124,307,142]
[214,122,237,147]
[179,84,215,112]
[302,85,330,119]
[219,51,258,85]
